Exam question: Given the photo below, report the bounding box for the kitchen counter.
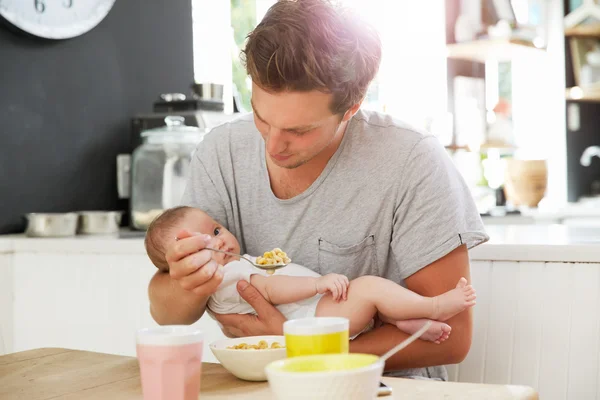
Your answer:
[482,199,600,226]
[2,224,600,263]
[470,224,600,262]
[0,232,146,255]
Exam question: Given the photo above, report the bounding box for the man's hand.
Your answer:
[148,229,225,326]
[316,273,349,302]
[166,229,224,297]
[213,280,287,337]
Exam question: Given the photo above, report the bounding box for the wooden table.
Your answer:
[1,348,539,399]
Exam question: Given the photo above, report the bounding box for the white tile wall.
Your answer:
[446,260,600,400]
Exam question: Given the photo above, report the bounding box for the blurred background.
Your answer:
[1,0,599,234]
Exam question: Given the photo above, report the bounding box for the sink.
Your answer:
[577,196,600,207]
[571,237,600,244]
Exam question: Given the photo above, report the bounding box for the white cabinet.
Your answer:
[0,252,14,355]
[2,244,225,362]
[446,260,600,400]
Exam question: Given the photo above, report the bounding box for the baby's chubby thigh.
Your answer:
[314,275,382,337]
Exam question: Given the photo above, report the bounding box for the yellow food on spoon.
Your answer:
[256,248,291,267]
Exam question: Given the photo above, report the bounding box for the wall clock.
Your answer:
[0,0,116,39]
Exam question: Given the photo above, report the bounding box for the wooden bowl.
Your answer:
[503,159,548,207]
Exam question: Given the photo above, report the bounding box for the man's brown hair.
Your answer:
[242,0,382,115]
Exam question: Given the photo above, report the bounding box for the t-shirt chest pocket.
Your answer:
[317,235,377,280]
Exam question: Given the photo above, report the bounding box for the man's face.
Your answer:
[251,83,345,169]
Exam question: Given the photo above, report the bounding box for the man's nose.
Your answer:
[266,128,287,155]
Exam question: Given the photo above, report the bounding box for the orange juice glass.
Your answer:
[284,317,349,358]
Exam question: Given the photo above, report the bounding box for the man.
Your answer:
[147,0,488,380]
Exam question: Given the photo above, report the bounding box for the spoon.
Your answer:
[206,248,289,274]
[174,236,289,274]
[380,320,433,362]
[374,320,432,397]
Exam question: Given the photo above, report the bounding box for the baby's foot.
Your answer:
[431,277,476,321]
[396,319,451,344]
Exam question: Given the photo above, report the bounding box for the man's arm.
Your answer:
[148,271,209,325]
[349,245,473,370]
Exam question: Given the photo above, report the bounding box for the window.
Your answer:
[193,0,448,127]
[340,0,448,129]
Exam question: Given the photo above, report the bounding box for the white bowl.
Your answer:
[265,353,384,400]
[209,335,287,381]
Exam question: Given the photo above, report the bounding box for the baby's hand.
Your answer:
[315,274,349,302]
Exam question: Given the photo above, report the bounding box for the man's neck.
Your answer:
[267,120,349,200]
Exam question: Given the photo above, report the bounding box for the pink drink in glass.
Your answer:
[136,326,204,400]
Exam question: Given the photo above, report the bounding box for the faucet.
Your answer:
[580,146,600,167]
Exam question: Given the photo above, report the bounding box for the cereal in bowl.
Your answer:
[227,340,284,350]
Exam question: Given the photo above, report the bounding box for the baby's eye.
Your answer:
[213,227,221,236]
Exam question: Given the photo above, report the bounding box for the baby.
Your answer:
[145,206,477,343]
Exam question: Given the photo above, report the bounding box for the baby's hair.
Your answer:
[144,206,193,270]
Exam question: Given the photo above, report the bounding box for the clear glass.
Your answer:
[130,117,204,230]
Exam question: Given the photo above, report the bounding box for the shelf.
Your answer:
[445,143,517,154]
[446,39,546,63]
[566,86,600,102]
[479,141,517,151]
[565,24,600,38]
[445,145,471,153]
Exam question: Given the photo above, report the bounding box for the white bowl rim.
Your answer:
[265,354,384,378]
[209,335,286,352]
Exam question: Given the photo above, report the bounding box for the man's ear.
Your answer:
[342,102,362,122]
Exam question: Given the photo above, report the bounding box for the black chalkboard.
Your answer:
[0,0,194,233]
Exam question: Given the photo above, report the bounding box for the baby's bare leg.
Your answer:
[315,278,377,337]
[315,275,475,338]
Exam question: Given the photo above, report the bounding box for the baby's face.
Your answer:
[187,210,241,265]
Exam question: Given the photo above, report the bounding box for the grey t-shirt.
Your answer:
[181,109,488,380]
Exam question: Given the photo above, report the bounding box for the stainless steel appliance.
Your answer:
[78,211,123,235]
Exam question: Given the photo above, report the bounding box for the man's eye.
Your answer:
[291,128,313,136]
[214,227,221,236]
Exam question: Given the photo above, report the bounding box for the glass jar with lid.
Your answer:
[130,116,205,230]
